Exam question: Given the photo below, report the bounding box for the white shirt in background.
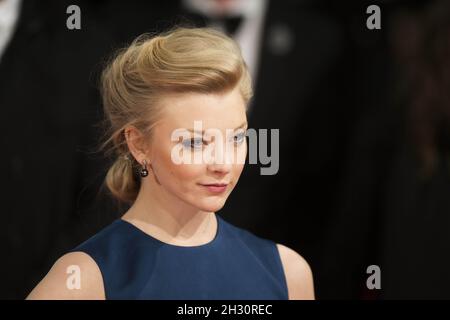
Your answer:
[0,0,21,62]
[183,0,269,104]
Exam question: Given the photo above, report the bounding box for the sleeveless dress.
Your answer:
[69,214,289,299]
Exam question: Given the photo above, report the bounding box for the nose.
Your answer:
[206,141,233,174]
[208,161,232,174]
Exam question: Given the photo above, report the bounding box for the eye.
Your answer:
[233,131,246,145]
[182,137,205,150]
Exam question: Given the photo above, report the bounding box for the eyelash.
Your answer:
[182,138,204,149]
[182,132,246,150]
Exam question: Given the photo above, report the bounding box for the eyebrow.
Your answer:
[186,122,248,133]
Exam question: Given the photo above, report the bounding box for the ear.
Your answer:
[124,125,152,164]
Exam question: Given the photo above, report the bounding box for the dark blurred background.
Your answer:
[1,0,449,299]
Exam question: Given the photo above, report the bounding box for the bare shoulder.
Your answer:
[276,243,315,300]
[26,251,105,300]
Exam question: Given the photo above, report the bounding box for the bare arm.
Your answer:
[26,252,105,300]
[277,243,315,300]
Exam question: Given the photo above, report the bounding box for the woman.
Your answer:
[27,27,314,300]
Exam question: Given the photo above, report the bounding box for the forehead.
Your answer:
[157,87,247,131]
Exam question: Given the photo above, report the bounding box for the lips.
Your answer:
[200,183,229,193]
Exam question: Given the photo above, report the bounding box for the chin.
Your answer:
[194,198,227,213]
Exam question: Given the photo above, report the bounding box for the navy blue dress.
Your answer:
[69,214,289,299]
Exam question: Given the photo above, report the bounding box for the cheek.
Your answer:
[231,144,246,183]
[159,148,204,187]
[232,163,245,180]
[170,163,204,183]
[236,142,247,165]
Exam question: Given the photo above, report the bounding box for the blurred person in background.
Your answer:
[379,0,450,299]
[0,0,112,299]
[0,0,172,299]
[322,0,450,299]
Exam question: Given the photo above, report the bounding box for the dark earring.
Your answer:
[140,159,149,177]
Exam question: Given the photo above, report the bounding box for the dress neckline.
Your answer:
[118,214,221,249]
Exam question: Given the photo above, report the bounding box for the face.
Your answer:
[143,86,248,213]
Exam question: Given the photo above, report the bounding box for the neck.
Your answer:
[122,176,214,243]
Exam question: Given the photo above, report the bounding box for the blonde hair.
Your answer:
[99,27,253,204]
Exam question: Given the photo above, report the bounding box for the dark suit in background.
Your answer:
[0,0,115,298]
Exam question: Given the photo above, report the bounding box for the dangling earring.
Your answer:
[140,159,149,177]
